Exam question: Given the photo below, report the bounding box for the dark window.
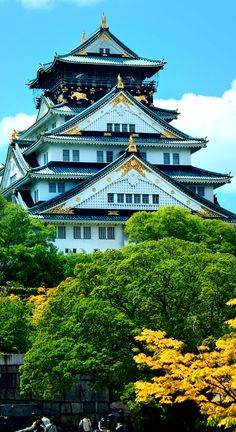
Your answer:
[142,194,149,204]
[106,151,113,163]
[107,227,115,239]
[73,226,81,239]
[63,149,70,162]
[140,152,147,160]
[126,194,132,204]
[108,193,114,203]
[129,124,135,133]
[73,150,80,162]
[56,226,66,239]
[173,153,180,165]
[97,150,104,162]
[163,153,170,164]
[107,123,113,132]
[58,183,65,193]
[122,124,128,132]
[49,182,56,193]
[117,193,124,203]
[43,152,48,164]
[152,194,159,204]
[105,48,110,54]
[99,227,106,239]
[83,227,91,239]
[99,48,104,55]
[73,249,77,253]
[114,123,120,132]
[197,186,205,197]
[134,194,141,204]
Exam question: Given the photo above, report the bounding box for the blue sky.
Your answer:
[0,0,236,212]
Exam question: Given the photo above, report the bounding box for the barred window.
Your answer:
[134,194,141,204]
[58,183,65,193]
[122,124,128,132]
[173,153,180,165]
[163,153,170,164]
[106,151,113,163]
[83,227,91,239]
[63,149,70,162]
[73,226,81,239]
[129,124,135,133]
[142,194,149,204]
[99,227,115,240]
[97,151,104,162]
[114,123,120,132]
[56,226,66,239]
[107,123,113,132]
[99,227,106,239]
[108,193,114,203]
[126,194,132,204]
[107,227,115,239]
[49,182,56,193]
[117,193,124,203]
[152,194,159,204]
[73,150,80,162]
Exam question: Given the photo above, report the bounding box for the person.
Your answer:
[45,418,57,432]
[41,417,50,430]
[78,416,92,432]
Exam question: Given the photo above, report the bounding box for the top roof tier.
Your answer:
[29,14,166,90]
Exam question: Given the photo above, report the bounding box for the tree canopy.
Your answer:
[134,299,236,430]
[20,238,236,400]
[0,195,64,287]
[125,206,236,254]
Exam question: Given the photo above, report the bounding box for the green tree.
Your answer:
[0,195,63,287]
[20,238,236,399]
[125,206,236,254]
[0,294,32,353]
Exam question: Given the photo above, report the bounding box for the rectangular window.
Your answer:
[105,48,110,54]
[173,153,180,165]
[126,194,132,204]
[49,182,56,193]
[83,227,91,239]
[134,194,141,204]
[117,193,124,203]
[99,48,104,55]
[163,153,170,164]
[107,227,115,240]
[97,150,104,163]
[108,193,114,203]
[139,152,147,160]
[197,186,205,197]
[114,123,120,132]
[34,190,38,203]
[99,227,106,239]
[58,183,65,193]
[106,151,113,163]
[73,226,81,239]
[107,123,113,132]
[142,194,149,204]
[122,124,128,132]
[51,122,56,129]
[129,124,135,133]
[63,149,70,162]
[152,194,159,204]
[43,152,48,165]
[56,226,66,239]
[73,150,80,162]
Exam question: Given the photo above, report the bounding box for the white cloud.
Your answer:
[18,0,103,9]
[154,79,236,212]
[0,113,36,153]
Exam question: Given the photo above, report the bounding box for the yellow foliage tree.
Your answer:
[28,285,58,325]
[134,299,236,429]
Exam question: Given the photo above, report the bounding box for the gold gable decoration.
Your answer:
[46,205,74,215]
[115,157,150,177]
[111,94,131,107]
[160,131,177,139]
[195,209,221,218]
[81,32,86,43]
[99,33,110,41]
[10,129,18,144]
[117,74,124,89]
[64,128,82,135]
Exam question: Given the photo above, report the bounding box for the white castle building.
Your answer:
[0,15,235,253]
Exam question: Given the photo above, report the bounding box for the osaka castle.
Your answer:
[0,15,235,253]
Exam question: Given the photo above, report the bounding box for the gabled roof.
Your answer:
[28,151,236,219]
[44,86,205,142]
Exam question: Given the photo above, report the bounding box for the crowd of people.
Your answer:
[79,412,126,432]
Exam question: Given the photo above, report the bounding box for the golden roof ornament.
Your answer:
[117,73,124,89]
[101,13,107,29]
[128,135,137,153]
[81,32,86,43]
[10,129,18,144]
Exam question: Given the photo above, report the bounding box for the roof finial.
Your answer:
[10,129,18,144]
[81,32,86,43]
[117,73,124,89]
[128,135,137,153]
[102,13,107,29]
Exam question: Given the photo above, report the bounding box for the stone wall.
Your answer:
[0,354,110,430]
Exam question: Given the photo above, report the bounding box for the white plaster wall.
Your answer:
[54,224,125,253]
[29,179,78,202]
[145,147,191,165]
